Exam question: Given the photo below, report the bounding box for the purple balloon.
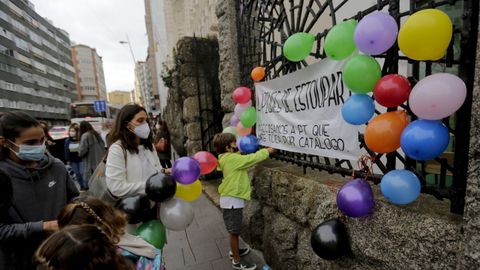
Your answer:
[172,157,201,184]
[337,178,374,217]
[354,11,398,55]
[230,114,240,127]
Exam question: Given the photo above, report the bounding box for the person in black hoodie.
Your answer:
[0,112,79,270]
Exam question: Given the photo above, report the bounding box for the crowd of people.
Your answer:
[0,103,273,270]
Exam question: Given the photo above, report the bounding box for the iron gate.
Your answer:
[236,0,479,214]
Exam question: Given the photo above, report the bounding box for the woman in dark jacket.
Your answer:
[78,121,105,188]
[0,112,79,269]
[64,123,86,190]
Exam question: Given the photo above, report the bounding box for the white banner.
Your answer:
[255,59,362,160]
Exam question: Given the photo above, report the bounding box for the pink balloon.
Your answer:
[409,73,466,120]
[233,87,252,104]
[193,151,218,175]
[230,114,240,127]
[236,122,252,136]
[234,101,252,118]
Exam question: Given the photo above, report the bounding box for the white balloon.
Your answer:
[409,73,466,120]
[234,101,252,117]
[159,198,194,231]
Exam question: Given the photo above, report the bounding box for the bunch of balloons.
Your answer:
[225,84,261,154]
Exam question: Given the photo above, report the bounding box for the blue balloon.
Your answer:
[400,120,450,161]
[341,94,375,125]
[239,135,259,154]
[380,169,421,205]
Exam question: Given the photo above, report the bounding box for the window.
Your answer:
[0,62,17,74]
[30,31,43,45]
[15,36,29,51]
[0,27,12,40]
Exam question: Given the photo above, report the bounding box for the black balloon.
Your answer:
[310,218,350,260]
[116,194,151,224]
[145,173,176,203]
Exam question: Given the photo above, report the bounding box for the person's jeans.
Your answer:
[70,161,87,189]
[160,159,172,168]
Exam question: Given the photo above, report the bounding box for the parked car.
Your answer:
[48,126,69,141]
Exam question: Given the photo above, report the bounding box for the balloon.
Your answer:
[175,180,202,202]
[400,120,450,161]
[236,122,252,136]
[373,74,411,107]
[398,9,452,60]
[135,220,166,249]
[337,178,374,218]
[380,170,421,205]
[145,173,176,203]
[283,32,315,62]
[324,19,357,60]
[341,94,375,125]
[364,110,409,153]
[409,73,466,120]
[251,66,265,81]
[238,135,259,154]
[311,218,350,260]
[234,101,252,118]
[230,114,240,127]
[354,12,398,55]
[159,198,194,231]
[233,87,252,104]
[223,126,239,137]
[116,194,151,224]
[342,55,381,94]
[172,157,201,184]
[240,107,257,128]
[193,151,218,175]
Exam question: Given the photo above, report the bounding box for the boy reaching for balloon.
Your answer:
[213,133,274,270]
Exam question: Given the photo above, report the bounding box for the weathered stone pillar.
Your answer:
[216,0,241,127]
[459,12,480,270]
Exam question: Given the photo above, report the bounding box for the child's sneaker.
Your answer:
[229,247,251,259]
[232,259,256,270]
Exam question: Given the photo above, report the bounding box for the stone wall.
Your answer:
[215,0,241,127]
[243,160,463,270]
[163,37,221,156]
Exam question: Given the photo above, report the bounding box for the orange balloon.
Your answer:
[251,67,265,81]
[236,122,252,136]
[364,111,409,154]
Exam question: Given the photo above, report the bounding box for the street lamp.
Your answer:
[119,35,136,64]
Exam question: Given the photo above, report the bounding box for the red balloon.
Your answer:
[193,151,218,175]
[233,87,252,104]
[373,74,411,107]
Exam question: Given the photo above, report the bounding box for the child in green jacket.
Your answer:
[213,133,274,270]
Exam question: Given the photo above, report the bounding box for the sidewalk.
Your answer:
[163,193,265,270]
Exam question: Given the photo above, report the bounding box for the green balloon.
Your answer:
[325,19,357,60]
[342,55,381,94]
[283,32,315,62]
[240,107,257,128]
[135,220,166,249]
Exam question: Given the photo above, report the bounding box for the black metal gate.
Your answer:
[191,36,224,152]
[237,0,479,214]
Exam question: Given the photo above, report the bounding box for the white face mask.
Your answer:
[155,124,161,129]
[131,123,150,139]
[69,132,76,138]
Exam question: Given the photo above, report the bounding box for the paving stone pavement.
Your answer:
[163,194,266,270]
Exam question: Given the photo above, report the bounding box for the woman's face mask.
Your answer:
[129,122,150,139]
[69,131,77,138]
[8,140,46,161]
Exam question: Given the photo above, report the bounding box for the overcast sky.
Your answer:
[30,0,148,92]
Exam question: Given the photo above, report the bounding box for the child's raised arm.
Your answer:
[235,148,272,170]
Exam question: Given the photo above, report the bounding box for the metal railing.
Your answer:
[236,0,479,214]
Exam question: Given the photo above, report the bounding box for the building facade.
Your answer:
[134,60,155,113]
[144,0,219,114]
[71,44,107,102]
[108,90,131,107]
[0,0,76,124]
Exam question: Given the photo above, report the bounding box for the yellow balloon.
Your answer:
[175,180,202,202]
[398,9,452,61]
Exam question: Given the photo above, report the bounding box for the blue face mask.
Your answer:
[8,140,46,161]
